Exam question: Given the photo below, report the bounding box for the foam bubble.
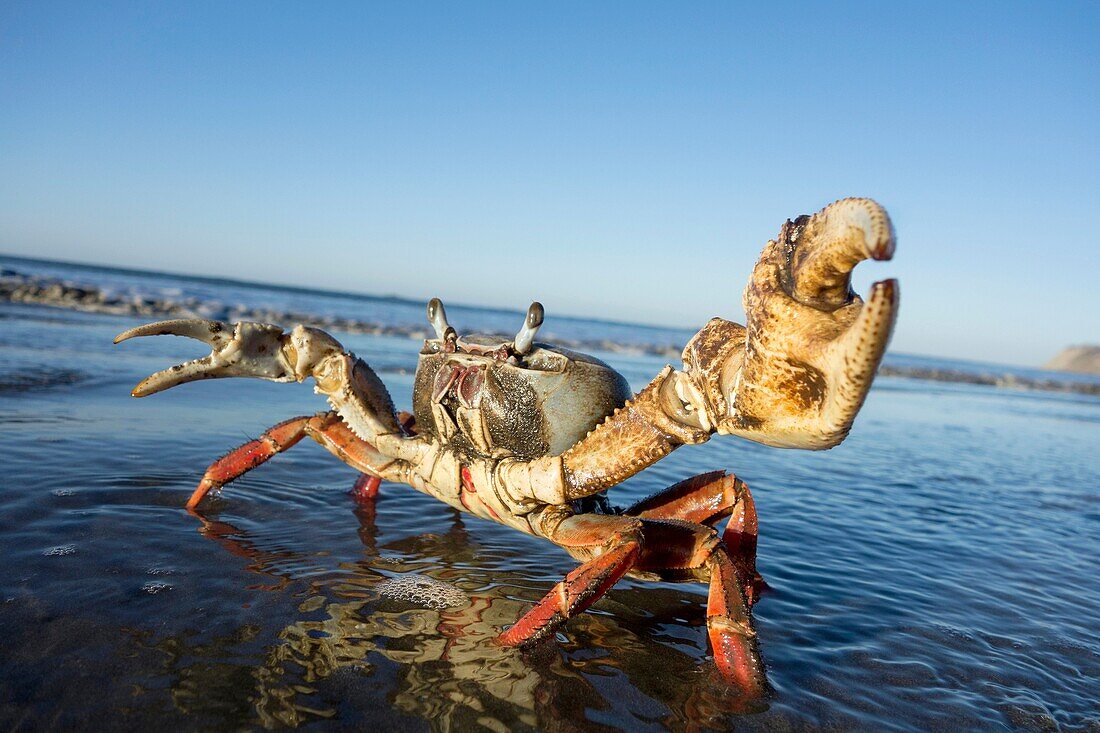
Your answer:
[44,544,76,556]
[142,581,171,594]
[376,574,468,610]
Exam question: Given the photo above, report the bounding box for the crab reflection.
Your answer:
[174,493,765,729]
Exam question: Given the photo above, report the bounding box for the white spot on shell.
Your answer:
[376,574,468,610]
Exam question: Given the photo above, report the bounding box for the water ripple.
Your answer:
[1,302,1098,731]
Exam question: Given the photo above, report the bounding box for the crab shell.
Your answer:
[412,334,632,460]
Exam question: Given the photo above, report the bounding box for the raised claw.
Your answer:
[115,319,299,397]
[682,198,899,450]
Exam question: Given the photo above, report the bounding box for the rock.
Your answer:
[1043,345,1100,376]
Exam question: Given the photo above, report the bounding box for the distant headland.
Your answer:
[1044,346,1100,376]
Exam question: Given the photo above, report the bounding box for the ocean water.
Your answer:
[0,263,1097,731]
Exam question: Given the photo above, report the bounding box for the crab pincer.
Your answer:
[114,319,296,396]
[708,197,900,449]
[115,318,404,445]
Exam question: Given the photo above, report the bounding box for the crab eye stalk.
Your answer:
[513,301,544,356]
[427,297,456,343]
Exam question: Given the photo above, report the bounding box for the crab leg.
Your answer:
[625,470,746,526]
[497,515,643,646]
[505,512,768,694]
[624,470,764,604]
[190,414,315,509]
[625,516,766,694]
[722,483,763,606]
[188,411,411,509]
[706,548,767,696]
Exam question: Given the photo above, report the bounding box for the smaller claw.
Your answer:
[115,320,296,397]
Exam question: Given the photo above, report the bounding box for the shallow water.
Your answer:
[1,298,1098,732]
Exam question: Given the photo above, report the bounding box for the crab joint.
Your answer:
[495,454,567,509]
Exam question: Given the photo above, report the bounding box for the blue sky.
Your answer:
[1,2,1097,366]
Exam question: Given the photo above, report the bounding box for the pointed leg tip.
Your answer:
[187,478,217,510]
[709,625,769,698]
[494,625,535,648]
[351,474,382,503]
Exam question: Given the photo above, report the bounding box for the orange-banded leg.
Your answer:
[348,412,417,503]
[499,512,768,696]
[631,516,768,698]
[351,473,382,503]
[706,548,766,696]
[497,515,643,647]
[187,411,407,509]
[624,471,765,605]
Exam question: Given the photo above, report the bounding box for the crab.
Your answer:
[115,197,898,699]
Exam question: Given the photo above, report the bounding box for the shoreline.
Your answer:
[3,270,1098,397]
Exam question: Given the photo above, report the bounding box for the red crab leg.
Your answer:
[351,473,382,502]
[497,516,642,646]
[187,411,410,509]
[722,480,764,605]
[188,415,316,509]
[625,470,745,526]
[707,548,767,697]
[624,471,764,605]
[626,506,768,694]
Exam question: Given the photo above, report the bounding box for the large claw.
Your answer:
[683,198,899,449]
[115,319,404,442]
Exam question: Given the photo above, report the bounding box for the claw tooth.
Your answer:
[114,319,232,347]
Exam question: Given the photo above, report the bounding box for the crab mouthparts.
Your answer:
[431,364,485,408]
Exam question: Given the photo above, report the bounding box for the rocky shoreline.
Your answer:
[3,269,1098,397]
[0,268,684,358]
